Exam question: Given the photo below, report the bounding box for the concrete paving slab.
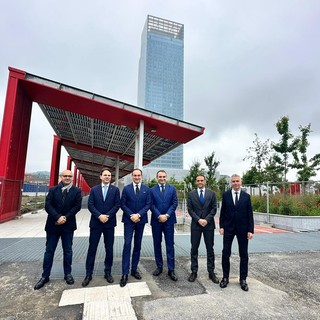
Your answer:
[58,282,151,320]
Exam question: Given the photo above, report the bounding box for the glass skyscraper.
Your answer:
[138,15,184,168]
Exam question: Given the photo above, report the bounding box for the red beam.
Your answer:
[49,135,61,187]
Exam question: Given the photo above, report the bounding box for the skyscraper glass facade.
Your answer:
[138,15,184,168]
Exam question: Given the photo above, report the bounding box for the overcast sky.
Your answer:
[1,0,320,181]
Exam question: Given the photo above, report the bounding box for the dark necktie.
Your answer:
[235,192,239,206]
[62,189,68,204]
[160,184,165,196]
[135,184,140,195]
[199,189,204,204]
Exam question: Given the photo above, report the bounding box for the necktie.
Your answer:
[235,192,239,206]
[135,184,140,195]
[160,184,165,195]
[199,189,204,204]
[103,185,108,201]
[62,189,68,204]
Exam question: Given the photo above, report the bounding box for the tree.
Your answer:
[242,167,259,185]
[271,116,299,181]
[184,161,205,193]
[204,151,220,191]
[264,157,282,184]
[243,133,271,186]
[291,124,320,182]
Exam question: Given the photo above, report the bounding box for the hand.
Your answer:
[56,216,66,225]
[99,215,109,223]
[158,214,168,223]
[219,228,224,236]
[247,232,253,240]
[198,219,208,227]
[130,214,141,223]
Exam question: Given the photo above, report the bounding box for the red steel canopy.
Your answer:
[3,67,204,187]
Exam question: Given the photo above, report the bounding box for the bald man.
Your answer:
[34,170,82,290]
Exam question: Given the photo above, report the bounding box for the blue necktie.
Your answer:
[199,189,204,204]
[103,185,108,200]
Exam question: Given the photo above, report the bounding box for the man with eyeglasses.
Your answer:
[34,170,82,290]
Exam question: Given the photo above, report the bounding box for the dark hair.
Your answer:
[132,168,143,175]
[100,168,112,175]
[156,170,167,177]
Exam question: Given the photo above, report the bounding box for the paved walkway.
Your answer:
[1,201,320,319]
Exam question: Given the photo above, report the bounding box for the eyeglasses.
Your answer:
[62,175,72,178]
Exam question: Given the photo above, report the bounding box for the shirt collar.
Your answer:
[133,182,141,188]
[101,183,109,188]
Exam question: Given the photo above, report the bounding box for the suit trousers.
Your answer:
[122,222,145,275]
[190,228,215,273]
[42,230,74,278]
[85,227,115,276]
[152,223,175,271]
[222,231,249,280]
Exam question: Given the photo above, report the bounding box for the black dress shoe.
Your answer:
[209,272,220,284]
[131,270,142,280]
[104,274,114,283]
[34,277,49,290]
[220,278,229,288]
[188,272,197,282]
[152,268,163,276]
[168,270,178,281]
[240,279,249,291]
[120,275,128,287]
[82,275,92,287]
[64,274,74,285]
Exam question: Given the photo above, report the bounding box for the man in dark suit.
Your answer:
[82,168,120,287]
[187,175,219,284]
[150,170,178,281]
[119,168,151,287]
[34,170,82,290]
[219,174,254,291]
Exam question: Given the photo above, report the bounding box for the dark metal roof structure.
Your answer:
[17,69,204,186]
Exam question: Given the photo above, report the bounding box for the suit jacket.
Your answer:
[219,190,254,234]
[88,184,121,229]
[44,182,82,232]
[187,188,217,230]
[150,184,178,226]
[121,183,151,224]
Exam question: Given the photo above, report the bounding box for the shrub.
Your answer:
[251,194,320,216]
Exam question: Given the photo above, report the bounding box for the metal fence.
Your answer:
[243,181,320,218]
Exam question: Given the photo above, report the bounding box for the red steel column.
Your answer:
[73,166,78,186]
[67,156,72,170]
[49,135,61,187]
[0,68,32,222]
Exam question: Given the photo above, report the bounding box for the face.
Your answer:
[131,169,142,184]
[231,176,241,191]
[60,170,73,186]
[156,171,167,184]
[196,175,206,189]
[100,170,112,184]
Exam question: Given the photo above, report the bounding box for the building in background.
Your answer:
[138,15,184,169]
